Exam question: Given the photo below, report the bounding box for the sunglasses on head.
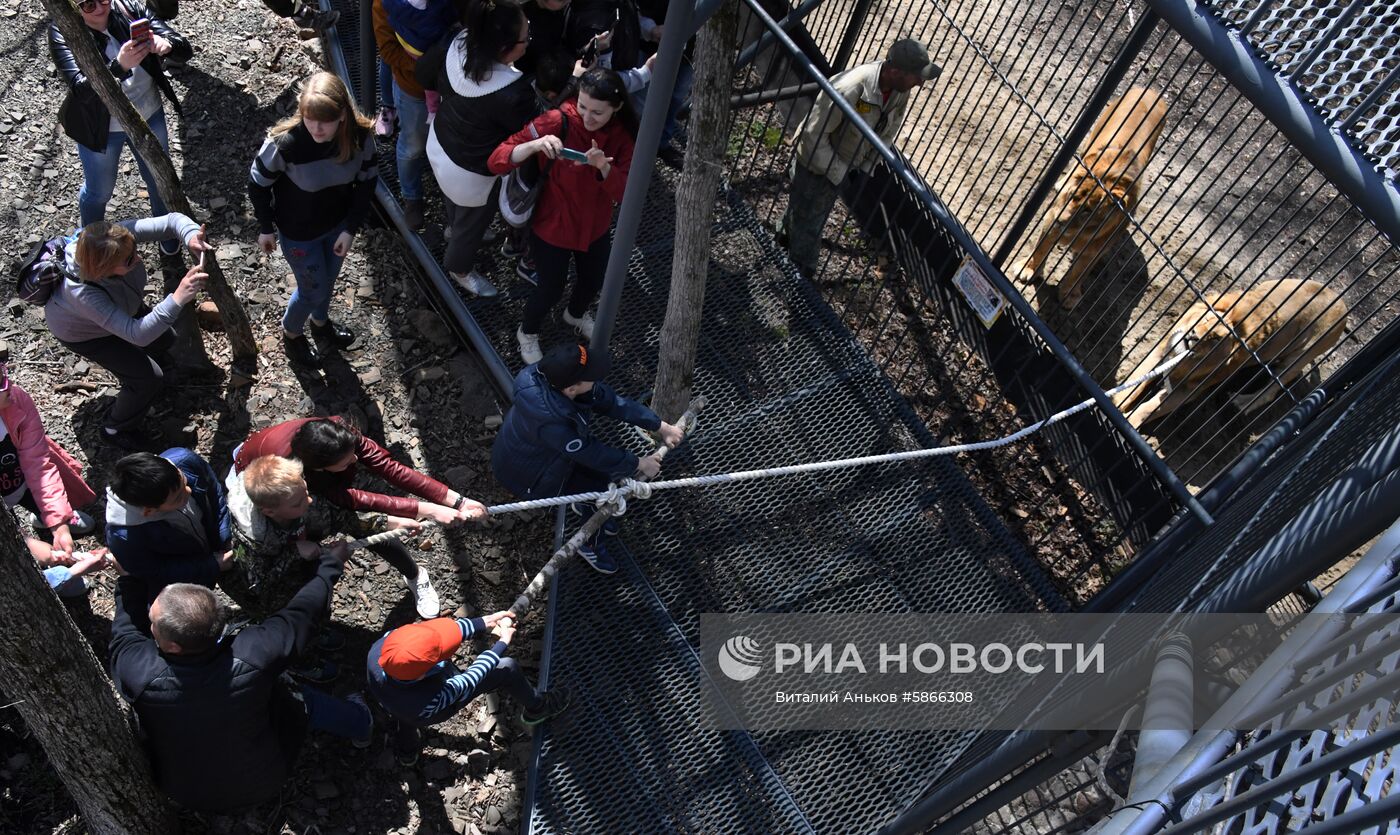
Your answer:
[124,245,140,269]
[79,0,112,12]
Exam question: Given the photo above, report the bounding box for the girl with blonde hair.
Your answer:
[249,72,377,367]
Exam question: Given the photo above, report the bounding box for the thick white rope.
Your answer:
[330,349,1186,557]
[484,348,1191,517]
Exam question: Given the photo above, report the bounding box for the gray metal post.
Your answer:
[830,0,876,72]
[741,0,1212,526]
[733,0,825,71]
[1144,0,1400,246]
[590,0,700,354]
[356,0,376,115]
[1129,635,1194,796]
[991,10,1159,267]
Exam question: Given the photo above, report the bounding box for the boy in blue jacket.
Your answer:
[106,448,233,599]
[490,342,683,573]
[367,612,569,765]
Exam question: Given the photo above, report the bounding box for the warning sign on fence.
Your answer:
[952,258,1006,328]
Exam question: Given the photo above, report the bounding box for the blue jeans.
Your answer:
[633,59,693,146]
[299,684,371,742]
[393,79,428,201]
[78,109,170,227]
[279,223,347,333]
[377,59,394,108]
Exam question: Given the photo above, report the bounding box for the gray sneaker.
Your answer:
[516,327,543,364]
[452,270,499,298]
[408,568,440,620]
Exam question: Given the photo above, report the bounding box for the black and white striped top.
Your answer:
[248,123,377,241]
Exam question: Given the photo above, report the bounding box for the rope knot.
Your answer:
[593,479,654,518]
[596,482,631,516]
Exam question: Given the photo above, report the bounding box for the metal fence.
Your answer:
[731,0,1400,491]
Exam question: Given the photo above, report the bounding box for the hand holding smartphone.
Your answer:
[129,18,153,45]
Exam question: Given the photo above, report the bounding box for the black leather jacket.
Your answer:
[49,3,191,151]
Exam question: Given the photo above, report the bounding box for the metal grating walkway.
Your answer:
[1206,0,1400,181]
[324,4,1074,831]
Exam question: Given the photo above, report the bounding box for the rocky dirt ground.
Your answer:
[1,4,555,833]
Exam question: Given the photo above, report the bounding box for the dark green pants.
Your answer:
[778,164,841,276]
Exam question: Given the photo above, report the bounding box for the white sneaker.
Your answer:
[408,568,440,619]
[517,327,543,364]
[451,270,498,298]
[562,309,596,339]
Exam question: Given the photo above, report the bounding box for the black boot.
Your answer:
[310,318,357,348]
[284,332,322,367]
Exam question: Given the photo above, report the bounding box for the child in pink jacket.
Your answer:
[0,357,97,562]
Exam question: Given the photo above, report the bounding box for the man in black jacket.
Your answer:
[49,0,192,229]
[109,547,370,812]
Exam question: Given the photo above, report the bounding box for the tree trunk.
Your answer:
[651,1,740,422]
[40,0,258,375]
[0,511,178,834]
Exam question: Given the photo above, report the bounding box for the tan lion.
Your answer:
[1114,278,1348,428]
[1013,87,1168,310]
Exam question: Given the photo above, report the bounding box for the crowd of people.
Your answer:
[24,0,938,814]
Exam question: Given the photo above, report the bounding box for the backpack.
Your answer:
[14,234,76,306]
[499,110,568,229]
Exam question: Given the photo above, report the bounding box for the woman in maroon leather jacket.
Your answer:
[233,417,488,619]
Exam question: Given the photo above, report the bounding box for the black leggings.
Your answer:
[521,232,610,335]
[368,536,419,581]
[59,330,175,431]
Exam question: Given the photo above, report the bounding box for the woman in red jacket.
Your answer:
[489,67,635,364]
[234,417,487,619]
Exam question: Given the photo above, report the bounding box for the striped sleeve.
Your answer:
[344,129,379,234]
[248,136,285,234]
[418,640,507,722]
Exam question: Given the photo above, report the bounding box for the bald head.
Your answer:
[149,583,224,655]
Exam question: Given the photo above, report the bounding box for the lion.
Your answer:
[1113,278,1348,428]
[1013,87,1168,310]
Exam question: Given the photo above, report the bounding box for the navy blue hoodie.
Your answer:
[490,364,661,499]
[106,447,231,594]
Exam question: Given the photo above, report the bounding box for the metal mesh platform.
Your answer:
[325,5,1071,830]
[1207,0,1400,180]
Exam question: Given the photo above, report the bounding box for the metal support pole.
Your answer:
[1128,635,1194,795]
[991,10,1159,267]
[1095,518,1400,835]
[730,81,822,108]
[1144,0,1400,246]
[356,0,376,115]
[829,0,875,72]
[741,0,1211,525]
[590,0,698,353]
[734,0,826,71]
[692,0,727,31]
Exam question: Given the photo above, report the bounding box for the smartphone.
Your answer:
[129,18,153,45]
[560,147,590,164]
[196,249,206,270]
